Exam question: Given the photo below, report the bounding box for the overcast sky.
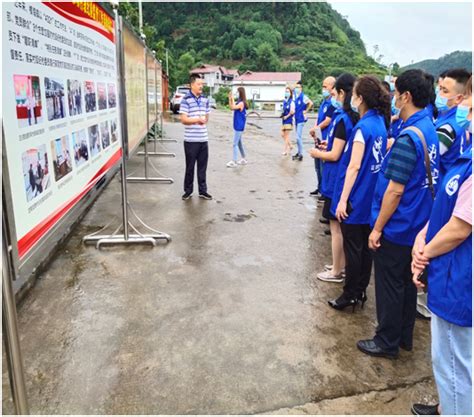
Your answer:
[330,1,472,66]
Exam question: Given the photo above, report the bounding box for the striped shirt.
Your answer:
[385,135,418,185]
[179,92,211,142]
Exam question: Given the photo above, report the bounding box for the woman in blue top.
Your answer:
[309,73,358,283]
[227,87,248,168]
[328,76,390,311]
[280,86,295,155]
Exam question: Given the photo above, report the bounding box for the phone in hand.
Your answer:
[417,269,428,292]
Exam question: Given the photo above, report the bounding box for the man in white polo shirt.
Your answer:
[179,74,212,200]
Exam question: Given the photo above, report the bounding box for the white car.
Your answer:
[170,85,190,114]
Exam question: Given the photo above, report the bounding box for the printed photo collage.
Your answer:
[14,74,120,203]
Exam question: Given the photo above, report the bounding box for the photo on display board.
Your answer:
[100,121,111,149]
[21,145,51,202]
[67,80,83,116]
[108,83,117,108]
[45,77,66,121]
[84,81,97,113]
[71,129,89,167]
[51,136,73,182]
[110,119,119,143]
[97,82,107,110]
[88,124,101,156]
[14,74,43,128]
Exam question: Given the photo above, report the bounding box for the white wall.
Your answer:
[232,83,288,102]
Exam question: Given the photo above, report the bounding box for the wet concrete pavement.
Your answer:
[2,110,437,414]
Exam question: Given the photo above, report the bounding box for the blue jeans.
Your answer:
[233,130,245,161]
[432,313,472,415]
[295,123,304,155]
[314,157,322,190]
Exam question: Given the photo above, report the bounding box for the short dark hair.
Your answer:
[189,74,201,84]
[439,70,449,79]
[296,81,303,87]
[381,81,391,93]
[444,68,472,91]
[395,69,433,109]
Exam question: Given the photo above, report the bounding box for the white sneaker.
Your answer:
[316,270,344,283]
[237,158,248,165]
[324,264,346,276]
[226,160,237,168]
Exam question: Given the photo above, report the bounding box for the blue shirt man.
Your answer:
[357,70,440,359]
[292,80,313,161]
[310,76,336,195]
[179,74,212,200]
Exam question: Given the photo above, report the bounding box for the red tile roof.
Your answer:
[234,71,301,82]
[190,64,239,77]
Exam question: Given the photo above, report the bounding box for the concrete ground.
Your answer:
[2,110,438,415]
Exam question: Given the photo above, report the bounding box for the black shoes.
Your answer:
[182,192,192,200]
[292,153,303,161]
[317,195,325,202]
[358,291,368,309]
[399,342,413,352]
[319,217,329,224]
[310,189,319,196]
[356,339,399,359]
[328,295,358,312]
[199,192,213,200]
[411,403,440,415]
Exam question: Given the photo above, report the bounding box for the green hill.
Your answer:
[120,2,386,98]
[401,51,472,77]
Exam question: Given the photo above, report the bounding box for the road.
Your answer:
[2,110,437,414]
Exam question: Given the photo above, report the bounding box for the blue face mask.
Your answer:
[322,89,330,98]
[455,105,470,128]
[392,96,401,117]
[350,98,359,113]
[389,83,395,92]
[294,88,301,96]
[435,92,450,112]
[284,92,290,99]
[331,96,342,109]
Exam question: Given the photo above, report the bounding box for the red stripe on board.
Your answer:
[17,148,122,259]
[42,2,115,43]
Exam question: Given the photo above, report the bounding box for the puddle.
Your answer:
[223,211,257,222]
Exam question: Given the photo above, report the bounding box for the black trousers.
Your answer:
[341,223,372,299]
[373,237,417,353]
[184,141,208,194]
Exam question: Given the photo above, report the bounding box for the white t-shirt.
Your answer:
[353,129,365,144]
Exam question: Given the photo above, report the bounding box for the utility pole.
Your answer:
[165,49,169,77]
[138,0,143,35]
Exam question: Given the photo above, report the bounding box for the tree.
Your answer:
[214,86,231,106]
[231,37,250,60]
[254,42,280,71]
[177,52,195,85]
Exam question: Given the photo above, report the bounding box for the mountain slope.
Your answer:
[401,51,472,77]
[135,2,385,95]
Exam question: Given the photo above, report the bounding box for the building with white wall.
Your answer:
[232,71,301,112]
[189,64,239,95]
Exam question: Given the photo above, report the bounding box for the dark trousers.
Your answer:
[373,238,417,353]
[314,157,322,190]
[184,141,208,194]
[341,223,373,299]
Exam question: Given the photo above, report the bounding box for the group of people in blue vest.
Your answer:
[280,69,472,416]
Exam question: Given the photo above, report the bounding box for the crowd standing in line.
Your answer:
[179,70,472,415]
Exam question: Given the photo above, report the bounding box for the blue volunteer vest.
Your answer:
[294,92,308,124]
[370,108,440,246]
[320,110,354,199]
[425,103,436,121]
[435,106,465,179]
[317,98,335,140]
[233,100,247,131]
[331,109,388,224]
[426,147,472,327]
[282,98,294,126]
[389,118,404,139]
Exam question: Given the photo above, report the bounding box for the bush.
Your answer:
[214,86,231,106]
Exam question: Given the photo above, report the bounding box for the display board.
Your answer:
[2,1,122,261]
[122,23,147,155]
[156,59,163,115]
[146,51,156,129]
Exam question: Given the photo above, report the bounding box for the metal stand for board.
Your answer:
[128,50,174,183]
[83,10,171,248]
[2,216,29,415]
